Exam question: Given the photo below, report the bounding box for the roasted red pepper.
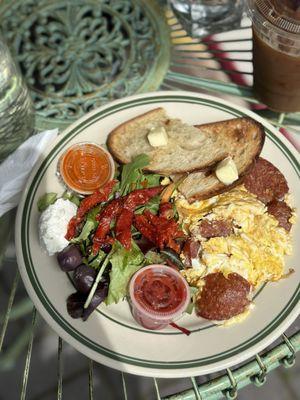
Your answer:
[133,209,185,253]
[65,180,117,240]
[124,186,163,211]
[144,211,184,253]
[77,180,117,218]
[159,202,174,219]
[69,184,164,252]
[92,236,115,255]
[113,186,163,250]
[92,199,123,253]
[134,214,157,244]
[115,208,134,250]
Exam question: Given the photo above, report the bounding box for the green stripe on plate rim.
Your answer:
[21,94,300,369]
[65,269,267,335]
[96,281,266,335]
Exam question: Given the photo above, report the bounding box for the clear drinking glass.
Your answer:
[247,0,300,112]
[169,0,245,37]
[0,34,35,163]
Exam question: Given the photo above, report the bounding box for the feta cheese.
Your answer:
[147,126,168,147]
[215,157,239,185]
[39,198,77,256]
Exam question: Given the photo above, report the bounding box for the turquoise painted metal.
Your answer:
[0,0,171,130]
[161,332,300,399]
[0,2,299,399]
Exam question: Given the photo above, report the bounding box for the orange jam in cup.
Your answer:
[59,143,115,195]
[129,265,190,330]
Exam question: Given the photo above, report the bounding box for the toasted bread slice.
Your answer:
[175,171,246,203]
[107,108,265,176]
[176,117,265,202]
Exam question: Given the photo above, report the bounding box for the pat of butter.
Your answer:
[147,126,168,147]
[215,157,239,185]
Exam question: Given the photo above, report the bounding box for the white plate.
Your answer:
[15,91,300,378]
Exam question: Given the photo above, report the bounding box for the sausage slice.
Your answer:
[199,219,233,239]
[196,272,251,321]
[267,200,292,232]
[243,158,288,204]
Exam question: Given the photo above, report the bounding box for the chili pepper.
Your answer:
[65,180,117,240]
[115,208,134,250]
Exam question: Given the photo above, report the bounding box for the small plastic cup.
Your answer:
[129,264,190,330]
[58,142,115,195]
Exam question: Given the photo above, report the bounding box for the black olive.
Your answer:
[66,292,85,319]
[57,244,83,271]
[73,264,97,294]
[82,280,109,321]
[100,243,112,254]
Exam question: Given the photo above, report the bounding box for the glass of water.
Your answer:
[0,34,34,163]
[169,0,245,37]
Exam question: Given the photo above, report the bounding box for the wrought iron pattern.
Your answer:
[0,2,299,399]
[0,0,171,129]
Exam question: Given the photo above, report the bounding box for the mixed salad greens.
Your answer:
[38,154,188,321]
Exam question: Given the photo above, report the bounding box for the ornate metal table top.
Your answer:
[0,2,299,399]
[0,0,171,130]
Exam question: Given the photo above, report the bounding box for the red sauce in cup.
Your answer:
[59,142,115,195]
[134,269,186,313]
[129,265,190,330]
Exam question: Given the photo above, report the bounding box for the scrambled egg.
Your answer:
[176,185,294,289]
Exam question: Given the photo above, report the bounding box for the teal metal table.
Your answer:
[0,1,299,399]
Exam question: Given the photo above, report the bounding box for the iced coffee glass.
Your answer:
[247,0,300,112]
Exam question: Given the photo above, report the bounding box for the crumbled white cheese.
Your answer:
[39,198,77,256]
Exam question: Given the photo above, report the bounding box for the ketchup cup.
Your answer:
[129,264,190,330]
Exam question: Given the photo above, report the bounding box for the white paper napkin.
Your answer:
[0,129,58,217]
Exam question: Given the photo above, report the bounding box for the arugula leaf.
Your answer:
[37,193,57,212]
[143,173,161,188]
[185,287,198,315]
[144,250,165,265]
[88,250,106,269]
[119,154,150,196]
[62,191,81,206]
[134,195,160,215]
[105,241,144,305]
[79,241,87,257]
[71,205,100,243]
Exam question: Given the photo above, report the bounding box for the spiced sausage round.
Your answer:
[267,200,292,232]
[243,158,288,204]
[196,272,251,321]
[199,219,233,239]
